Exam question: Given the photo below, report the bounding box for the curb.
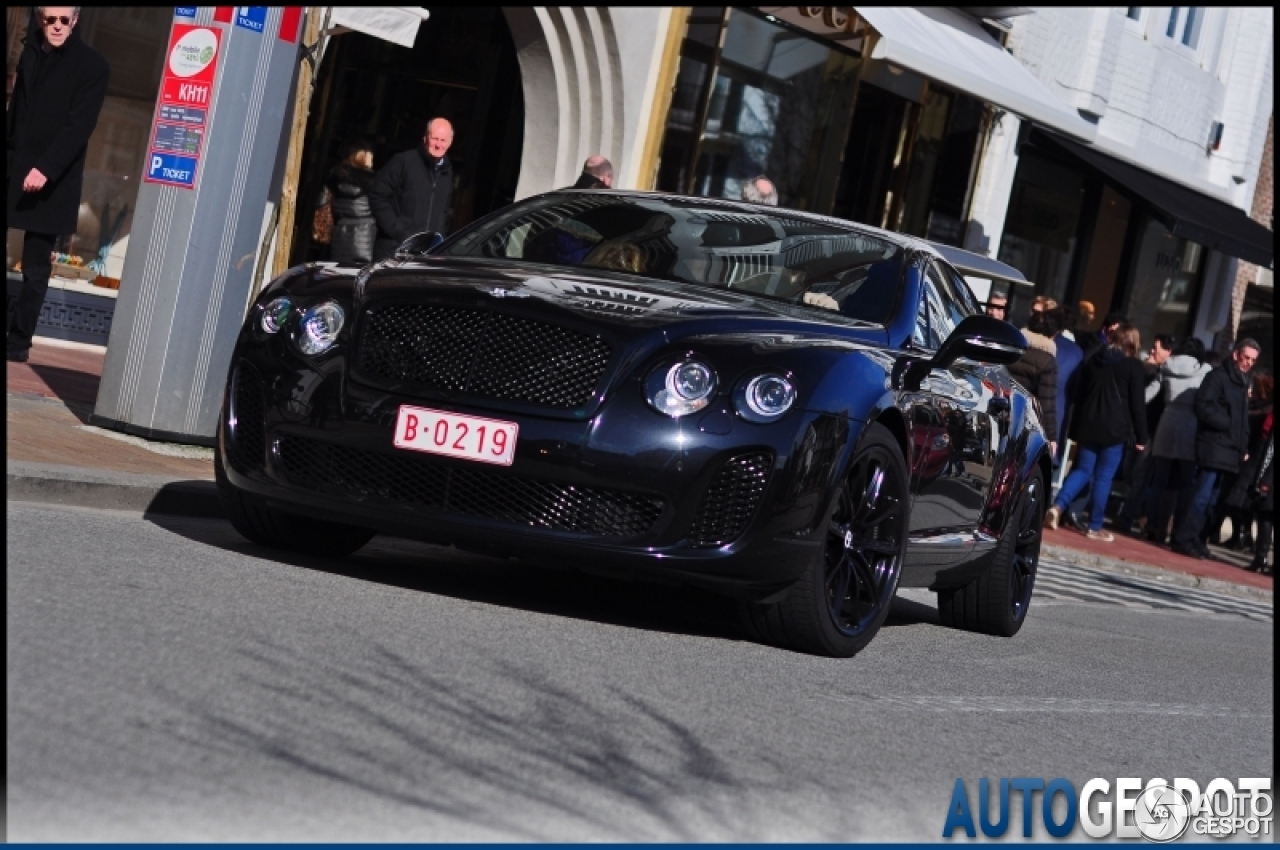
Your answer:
[7,460,1272,603]
[7,461,223,519]
[1042,542,1273,603]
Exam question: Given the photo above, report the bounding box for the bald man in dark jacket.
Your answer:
[368,117,456,260]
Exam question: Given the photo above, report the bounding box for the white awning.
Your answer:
[853,6,1097,143]
[329,7,430,49]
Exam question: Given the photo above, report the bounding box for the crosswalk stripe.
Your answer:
[1035,577,1200,610]
[1031,558,1273,623]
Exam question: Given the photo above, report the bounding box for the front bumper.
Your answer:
[220,349,857,593]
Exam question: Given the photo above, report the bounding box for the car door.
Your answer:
[905,261,1000,548]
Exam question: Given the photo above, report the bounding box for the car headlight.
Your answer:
[646,359,717,417]
[295,299,345,355]
[260,296,292,334]
[735,373,796,422]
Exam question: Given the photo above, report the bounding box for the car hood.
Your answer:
[356,256,889,345]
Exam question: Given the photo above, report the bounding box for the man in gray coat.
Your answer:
[1140,337,1212,543]
[6,8,109,361]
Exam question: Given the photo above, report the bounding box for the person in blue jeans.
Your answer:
[1046,324,1149,541]
[1170,339,1260,558]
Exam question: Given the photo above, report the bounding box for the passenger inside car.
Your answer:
[584,240,645,273]
[800,258,902,324]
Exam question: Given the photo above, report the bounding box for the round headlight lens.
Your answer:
[260,296,292,334]
[646,359,717,417]
[736,373,796,422]
[295,300,345,355]
[670,362,715,401]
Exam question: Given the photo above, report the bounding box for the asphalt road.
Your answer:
[8,501,1274,841]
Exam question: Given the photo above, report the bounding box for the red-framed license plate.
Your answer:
[393,405,518,466]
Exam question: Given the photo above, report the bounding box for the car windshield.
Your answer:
[441,193,906,324]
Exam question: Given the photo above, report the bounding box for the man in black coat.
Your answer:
[6,8,109,361]
[1171,338,1260,558]
[368,117,455,261]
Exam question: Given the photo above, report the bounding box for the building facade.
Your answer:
[969,6,1273,348]
[6,6,1274,443]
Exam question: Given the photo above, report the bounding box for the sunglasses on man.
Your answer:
[43,15,74,26]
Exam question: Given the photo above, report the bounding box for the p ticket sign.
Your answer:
[144,23,221,189]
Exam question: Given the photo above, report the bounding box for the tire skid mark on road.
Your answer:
[816,694,1268,717]
[1031,559,1273,623]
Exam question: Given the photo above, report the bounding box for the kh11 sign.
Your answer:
[144,22,221,189]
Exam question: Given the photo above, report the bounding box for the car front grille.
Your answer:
[356,304,612,408]
[275,435,665,538]
[688,451,773,547]
[230,361,266,472]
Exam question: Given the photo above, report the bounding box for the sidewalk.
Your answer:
[7,337,218,516]
[6,336,1273,599]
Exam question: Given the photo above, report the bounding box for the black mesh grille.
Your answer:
[276,435,665,538]
[231,361,265,471]
[356,304,612,408]
[688,452,773,547]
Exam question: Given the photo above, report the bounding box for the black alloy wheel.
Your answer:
[1009,470,1044,623]
[937,467,1045,636]
[824,445,906,637]
[741,423,908,657]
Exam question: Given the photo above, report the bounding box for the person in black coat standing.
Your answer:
[318,139,377,265]
[1171,338,1260,558]
[368,117,455,261]
[6,8,109,361]
[1045,323,1148,541]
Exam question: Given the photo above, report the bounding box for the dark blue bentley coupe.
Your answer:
[217,190,1050,657]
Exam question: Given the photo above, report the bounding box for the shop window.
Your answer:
[997,152,1086,311]
[655,7,860,214]
[1124,215,1206,347]
[830,84,909,227]
[897,90,983,246]
[5,7,169,281]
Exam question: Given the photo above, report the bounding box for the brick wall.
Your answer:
[1229,114,1274,338]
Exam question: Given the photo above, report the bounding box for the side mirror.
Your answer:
[935,314,1027,369]
[902,315,1026,390]
[394,231,444,260]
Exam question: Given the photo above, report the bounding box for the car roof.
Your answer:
[547,189,930,245]
[542,189,1029,285]
[540,188,1029,286]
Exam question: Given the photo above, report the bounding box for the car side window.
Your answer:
[923,265,955,348]
[912,272,932,350]
[935,260,981,319]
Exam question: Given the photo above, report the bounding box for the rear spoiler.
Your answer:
[924,241,1031,287]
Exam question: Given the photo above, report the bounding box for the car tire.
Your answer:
[215,451,375,557]
[740,422,909,657]
[937,467,1044,637]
